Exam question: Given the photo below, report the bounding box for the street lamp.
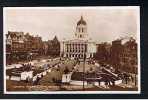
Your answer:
[83,52,86,90]
[135,66,137,86]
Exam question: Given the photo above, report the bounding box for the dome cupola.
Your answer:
[75,16,88,39]
[77,16,87,25]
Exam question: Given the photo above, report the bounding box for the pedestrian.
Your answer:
[36,76,40,85]
[107,80,110,86]
[111,80,115,86]
[105,80,108,88]
[41,74,43,78]
[98,79,101,86]
[125,76,128,84]
[131,75,134,82]
[52,77,56,83]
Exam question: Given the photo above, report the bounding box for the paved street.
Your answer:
[6,57,138,91]
[75,62,96,72]
[6,80,137,91]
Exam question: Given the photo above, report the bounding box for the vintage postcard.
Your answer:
[3,6,140,94]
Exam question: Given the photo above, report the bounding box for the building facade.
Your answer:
[120,38,137,73]
[24,33,43,55]
[60,16,96,59]
[95,42,111,64]
[110,38,137,73]
[47,36,60,57]
[6,31,26,64]
[6,31,44,63]
[110,39,123,69]
[7,31,25,53]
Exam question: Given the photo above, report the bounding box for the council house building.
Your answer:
[60,16,96,59]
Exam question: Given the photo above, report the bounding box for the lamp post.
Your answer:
[83,52,86,90]
[135,66,137,86]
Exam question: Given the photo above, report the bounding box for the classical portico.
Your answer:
[60,16,96,59]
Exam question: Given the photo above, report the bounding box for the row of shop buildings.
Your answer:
[6,31,60,64]
[95,37,137,73]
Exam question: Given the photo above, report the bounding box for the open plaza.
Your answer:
[4,8,139,92]
[6,56,138,91]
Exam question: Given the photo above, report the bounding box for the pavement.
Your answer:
[75,62,96,72]
[6,57,138,91]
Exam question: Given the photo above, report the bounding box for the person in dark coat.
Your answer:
[111,79,115,86]
[98,79,101,86]
[36,76,40,85]
[64,67,69,74]
[105,80,108,88]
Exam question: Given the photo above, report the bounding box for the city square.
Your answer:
[6,56,138,91]
[4,7,139,93]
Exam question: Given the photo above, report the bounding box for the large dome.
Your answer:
[77,16,87,25]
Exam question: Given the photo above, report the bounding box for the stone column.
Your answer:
[75,43,77,53]
[80,44,82,53]
[73,43,75,53]
[77,43,78,53]
[92,53,94,58]
[74,44,76,53]
[67,44,69,53]
[71,43,73,53]
[66,44,68,53]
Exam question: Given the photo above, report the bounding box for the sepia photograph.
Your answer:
[3,7,140,94]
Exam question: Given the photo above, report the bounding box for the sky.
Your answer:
[4,7,139,43]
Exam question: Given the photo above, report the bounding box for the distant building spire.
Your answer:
[53,35,59,43]
[81,15,83,20]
